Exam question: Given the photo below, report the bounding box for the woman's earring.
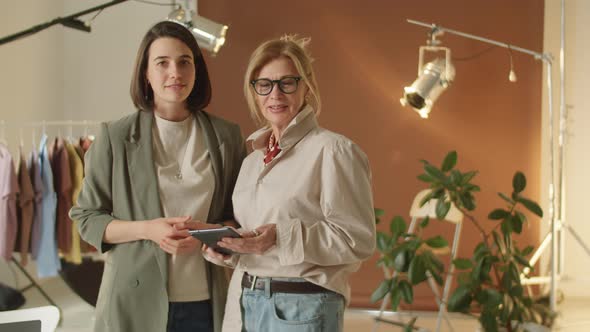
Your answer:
[144,81,150,100]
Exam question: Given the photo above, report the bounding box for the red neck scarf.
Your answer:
[263,133,281,165]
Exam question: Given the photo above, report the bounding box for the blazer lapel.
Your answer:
[124,111,167,281]
[196,111,223,222]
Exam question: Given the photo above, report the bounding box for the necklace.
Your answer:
[174,123,192,181]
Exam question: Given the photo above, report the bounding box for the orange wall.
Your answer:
[201,0,544,309]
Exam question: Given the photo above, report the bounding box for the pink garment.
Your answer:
[0,144,19,261]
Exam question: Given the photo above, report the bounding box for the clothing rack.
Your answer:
[1,119,102,310]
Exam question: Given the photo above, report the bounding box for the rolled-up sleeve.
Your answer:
[69,123,115,253]
[277,140,376,266]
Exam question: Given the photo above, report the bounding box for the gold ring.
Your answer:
[252,229,260,237]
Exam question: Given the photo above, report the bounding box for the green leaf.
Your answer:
[447,285,472,312]
[394,250,409,272]
[435,199,451,220]
[376,232,390,252]
[453,258,473,270]
[425,235,448,248]
[460,171,478,185]
[515,211,527,224]
[498,192,515,205]
[513,171,526,193]
[420,216,430,228]
[521,245,534,256]
[489,209,510,220]
[482,288,503,308]
[408,255,427,285]
[516,197,544,217]
[509,285,524,297]
[512,214,523,234]
[370,279,391,303]
[480,310,499,332]
[501,218,513,236]
[374,208,384,224]
[374,208,385,218]
[424,164,446,181]
[390,216,407,238]
[450,170,462,186]
[419,191,434,207]
[398,280,414,304]
[417,173,435,183]
[459,192,476,211]
[441,150,458,172]
[390,287,402,311]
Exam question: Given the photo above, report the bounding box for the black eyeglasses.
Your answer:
[250,76,302,96]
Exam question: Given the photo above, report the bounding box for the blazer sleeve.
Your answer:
[69,123,116,253]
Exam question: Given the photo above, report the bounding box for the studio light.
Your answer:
[167,4,228,56]
[400,46,455,119]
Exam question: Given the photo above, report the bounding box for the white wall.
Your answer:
[62,0,169,122]
[0,0,65,153]
[543,0,590,298]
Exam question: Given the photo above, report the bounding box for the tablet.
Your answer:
[189,226,242,255]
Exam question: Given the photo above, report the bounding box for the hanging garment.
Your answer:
[48,137,73,254]
[63,142,83,264]
[0,144,19,261]
[37,135,61,278]
[15,150,34,266]
[28,148,43,260]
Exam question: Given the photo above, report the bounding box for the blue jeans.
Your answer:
[167,300,213,332]
[240,277,344,332]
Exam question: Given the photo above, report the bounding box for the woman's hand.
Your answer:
[160,220,224,255]
[202,243,232,262]
[218,224,277,255]
[143,216,191,245]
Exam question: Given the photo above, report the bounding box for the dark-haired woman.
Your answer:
[70,21,245,332]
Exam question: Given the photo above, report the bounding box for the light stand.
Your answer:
[0,0,129,46]
[405,17,569,313]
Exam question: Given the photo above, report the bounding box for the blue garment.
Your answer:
[167,300,213,332]
[240,277,345,332]
[28,148,43,260]
[36,135,61,278]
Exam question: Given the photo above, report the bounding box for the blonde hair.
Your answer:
[243,35,321,127]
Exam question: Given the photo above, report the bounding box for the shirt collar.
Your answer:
[247,105,318,151]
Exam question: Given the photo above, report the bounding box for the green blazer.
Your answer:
[70,110,246,332]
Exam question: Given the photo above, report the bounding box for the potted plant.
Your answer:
[372,151,554,332]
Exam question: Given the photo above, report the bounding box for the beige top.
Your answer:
[153,114,214,302]
[220,106,376,331]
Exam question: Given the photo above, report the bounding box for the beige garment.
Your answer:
[153,114,214,302]
[221,106,376,331]
[63,142,84,264]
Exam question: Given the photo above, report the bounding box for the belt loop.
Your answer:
[264,277,272,298]
[250,275,257,291]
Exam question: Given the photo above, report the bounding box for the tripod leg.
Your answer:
[563,224,590,256]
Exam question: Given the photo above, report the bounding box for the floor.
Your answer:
[10,269,590,332]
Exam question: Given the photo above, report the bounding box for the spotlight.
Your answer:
[167,5,228,56]
[401,46,454,119]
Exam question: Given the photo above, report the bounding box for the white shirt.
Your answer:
[221,106,376,331]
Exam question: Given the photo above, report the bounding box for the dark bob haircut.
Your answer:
[130,21,212,112]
